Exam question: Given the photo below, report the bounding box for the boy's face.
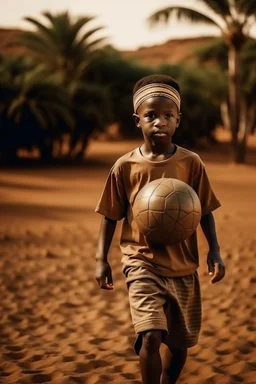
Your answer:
[133,96,181,143]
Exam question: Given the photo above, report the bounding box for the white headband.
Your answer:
[133,83,181,112]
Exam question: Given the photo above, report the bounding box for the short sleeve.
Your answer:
[192,157,221,216]
[95,164,128,221]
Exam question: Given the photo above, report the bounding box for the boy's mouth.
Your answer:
[152,130,167,136]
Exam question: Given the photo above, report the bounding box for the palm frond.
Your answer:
[28,101,49,129]
[28,82,74,129]
[69,16,97,44]
[0,56,35,79]
[20,68,52,92]
[69,27,106,66]
[27,84,70,109]
[199,0,231,17]
[234,0,256,16]
[7,97,26,120]
[24,17,54,40]
[148,6,221,29]
[43,11,70,30]
[17,32,56,57]
[40,12,74,54]
[41,11,55,25]
[45,12,71,48]
[81,37,107,52]
[77,26,105,47]
[15,11,107,83]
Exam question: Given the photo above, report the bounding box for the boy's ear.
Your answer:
[133,113,141,128]
[176,112,182,128]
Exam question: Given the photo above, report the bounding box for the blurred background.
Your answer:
[0,0,255,164]
[0,1,255,384]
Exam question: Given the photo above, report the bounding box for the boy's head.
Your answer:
[133,74,181,114]
[133,74,181,143]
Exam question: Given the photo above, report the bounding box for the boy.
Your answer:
[95,74,225,384]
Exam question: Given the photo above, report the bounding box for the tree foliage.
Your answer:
[2,7,254,162]
[148,0,256,163]
[0,56,73,158]
[13,11,107,82]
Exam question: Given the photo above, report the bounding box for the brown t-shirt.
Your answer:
[95,145,221,278]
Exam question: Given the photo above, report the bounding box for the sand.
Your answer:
[0,134,256,384]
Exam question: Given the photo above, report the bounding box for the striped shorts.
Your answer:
[126,266,202,355]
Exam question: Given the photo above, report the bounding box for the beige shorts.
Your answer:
[126,266,202,354]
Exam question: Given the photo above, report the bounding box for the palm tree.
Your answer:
[0,60,73,160]
[14,11,107,83]
[195,38,256,138]
[148,0,256,163]
[8,11,110,159]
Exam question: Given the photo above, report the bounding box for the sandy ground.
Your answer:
[0,134,256,384]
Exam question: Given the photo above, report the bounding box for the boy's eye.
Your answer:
[145,112,155,119]
[165,113,172,118]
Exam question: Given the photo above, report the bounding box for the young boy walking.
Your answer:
[95,74,225,384]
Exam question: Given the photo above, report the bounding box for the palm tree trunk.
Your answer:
[234,100,247,163]
[250,107,256,134]
[220,101,230,130]
[227,45,241,162]
[235,105,255,163]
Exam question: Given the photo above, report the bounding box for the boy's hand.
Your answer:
[207,250,226,284]
[95,260,114,290]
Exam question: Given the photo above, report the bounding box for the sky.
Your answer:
[0,0,255,50]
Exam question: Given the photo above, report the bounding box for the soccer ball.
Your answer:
[133,178,202,245]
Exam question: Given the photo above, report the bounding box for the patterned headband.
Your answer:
[133,83,181,112]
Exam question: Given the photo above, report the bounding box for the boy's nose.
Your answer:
[154,117,166,127]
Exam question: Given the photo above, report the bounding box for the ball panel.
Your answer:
[176,191,194,213]
[148,195,166,211]
[148,211,163,228]
[173,180,189,193]
[137,211,150,231]
[154,183,175,197]
[178,212,195,230]
[133,178,202,245]
[137,183,159,198]
[177,210,190,219]
[187,188,202,213]
[134,196,150,212]
[162,214,176,233]
[161,178,175,189]
[165,209,180,222]
[164,193,180,210]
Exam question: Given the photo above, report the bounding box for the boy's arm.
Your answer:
[95,216,117,290]
[200,212,225,284]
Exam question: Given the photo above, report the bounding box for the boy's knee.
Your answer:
[142,330,162,353]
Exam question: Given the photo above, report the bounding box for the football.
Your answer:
[133,178,202,245]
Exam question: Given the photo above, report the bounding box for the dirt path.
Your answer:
[0,138,255,383]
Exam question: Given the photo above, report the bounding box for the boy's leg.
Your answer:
[127,277,168,383]
[159,272,201,383]
[160,343,187,384]
[139,330,163,384]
